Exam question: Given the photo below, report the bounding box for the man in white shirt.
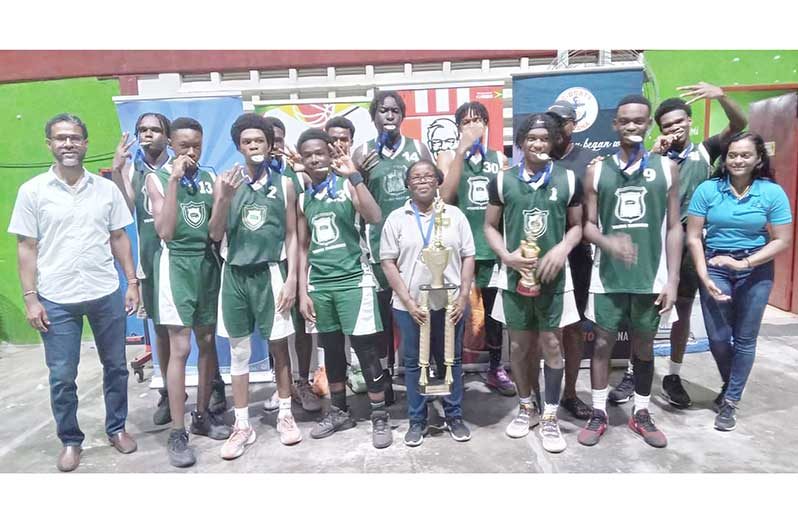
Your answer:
[8,113,140,472]
[380,159,475,447]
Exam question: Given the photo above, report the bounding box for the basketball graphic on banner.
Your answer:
[292,104,336,126]
[556,87,599,132]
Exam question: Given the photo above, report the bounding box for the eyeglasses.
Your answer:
[51,135,86,145]
[408,174,436,184]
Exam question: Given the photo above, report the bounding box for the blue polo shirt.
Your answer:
[688,177,793,250]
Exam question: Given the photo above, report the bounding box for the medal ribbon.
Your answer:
[412,201,435,248]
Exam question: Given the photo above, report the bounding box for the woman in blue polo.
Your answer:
[686,131,793,432]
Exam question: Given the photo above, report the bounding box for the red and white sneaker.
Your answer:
[577,409,608,446]
[629,408,668,448]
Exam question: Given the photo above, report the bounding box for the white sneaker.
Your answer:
[505,401,540,438]
[277,414,302,445]
[539,413,567,453]
[263,390,279,412]
[220,425,256,460]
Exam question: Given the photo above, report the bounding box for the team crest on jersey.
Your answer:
[614,187,648,223]
[383,169,406,196]
[523,208,549,239]
[180,202,206,229]
[467,176,490,205]
[311,212,340,246]
[141,185,153,217]
[242,203,267,231]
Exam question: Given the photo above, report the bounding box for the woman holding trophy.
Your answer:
[484,113,584,453]
[380,160,476,447]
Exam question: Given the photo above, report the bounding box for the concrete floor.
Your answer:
[1,306,797,473]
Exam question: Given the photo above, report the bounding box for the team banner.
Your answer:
[512,68,645,161]
[114,95,270,382]
[256,85,505,160]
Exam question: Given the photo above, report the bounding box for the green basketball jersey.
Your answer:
[275,156,304,196]
[224,171,290,267]
[492,163,577,294]
[590,153,671,294]
[129,158,164,279]
[150,162,215,255]
[359,136,425,263]
[673,142,711,223]
[301,174,375,292]
[456,149,502,261]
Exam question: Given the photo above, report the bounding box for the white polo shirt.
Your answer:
[380,199,475,311]
[8,167,133,304]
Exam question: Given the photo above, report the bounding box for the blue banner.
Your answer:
[113,95,270,379]
[512,68,645,160]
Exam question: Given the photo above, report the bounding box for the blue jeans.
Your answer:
[39,288,129,446]
[698,248,773,403]
[394,307,465,424]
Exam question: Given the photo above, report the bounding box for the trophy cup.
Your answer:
[516,231,541,297]
[418,196,458,396]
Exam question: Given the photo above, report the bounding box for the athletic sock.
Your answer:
[669,360,682,376]
[543,364,564,406]
[543,403,558,417]
[379,356,388,369]
[331,389,347,411]
[234,407,250,429]
[634,393,650,413]
[626,360,634,374]
[370,400,386,416]
[592,387,609,413]
[633,358,655,396]
[278,396,292,419]
[519,395,532,408]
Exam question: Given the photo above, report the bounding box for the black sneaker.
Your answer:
[608,371,635,404]
[445,417,471,442]
[310,406,356,439]
[560,396,592,420]
[371,411,393,449]
[190,410,232,440]
[714,400,737,431]
[167,429,195,468]
[713,383,729,411]
[662,374,692,408]
[153,388,171,426]
[383,369,395,406]
[404,422,428,447]
[209,377,227,414]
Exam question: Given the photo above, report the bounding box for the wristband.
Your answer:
[745,257,752,268]
[23,290,37,297]
[349,172,364,186]
[127,277,139,285]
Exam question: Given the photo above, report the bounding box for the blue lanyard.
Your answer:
[134,148,169,173]
[245,161,271,189]
[268,155,283,174]
[376,131,398,158]
[616,143,649,174]
[308,172,338,199]
[465,139,486,161]
[180,168,200,193]
[411,201,435,247]
[517,161,553,187]
[667,142,693,165]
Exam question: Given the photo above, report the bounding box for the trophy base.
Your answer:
[419,283,458,292]
[420,380,452,396]
[516,284,541,297]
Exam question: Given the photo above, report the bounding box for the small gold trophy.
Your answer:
[418,196,457,396]
[516,232,541,297]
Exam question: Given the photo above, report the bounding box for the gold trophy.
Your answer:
[418,196,458,396]
[516,232,541,297]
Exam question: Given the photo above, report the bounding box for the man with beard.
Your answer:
[9,113,139,471]
[353,91,433,403]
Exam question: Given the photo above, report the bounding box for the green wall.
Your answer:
[645,50,798,140]
[0,78,122,343]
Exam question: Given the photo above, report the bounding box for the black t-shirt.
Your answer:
[554,143,599,181]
